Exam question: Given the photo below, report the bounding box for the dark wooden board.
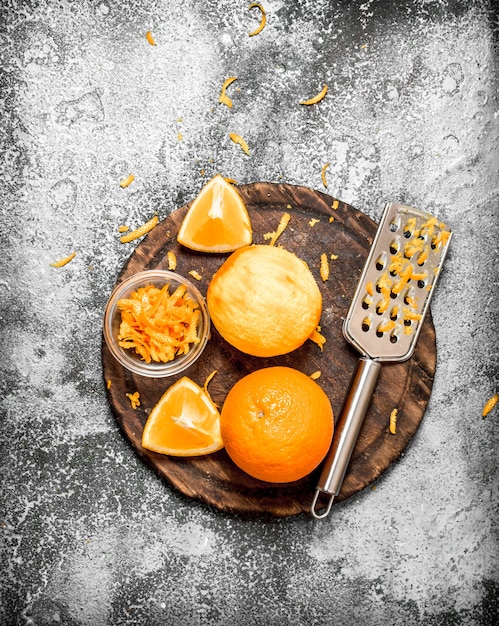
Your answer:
[102,182,437,517]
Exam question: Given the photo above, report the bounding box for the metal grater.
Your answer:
[311,202,452,519]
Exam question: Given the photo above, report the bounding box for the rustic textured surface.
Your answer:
[1,0,498,624]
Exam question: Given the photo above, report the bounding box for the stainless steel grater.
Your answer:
[311,202,452,519]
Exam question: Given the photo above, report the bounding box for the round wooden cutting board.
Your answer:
[102,182,437,518]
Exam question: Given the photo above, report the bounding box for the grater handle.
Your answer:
[311,358,382,519]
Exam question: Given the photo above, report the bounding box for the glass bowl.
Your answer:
[103,270,210,378]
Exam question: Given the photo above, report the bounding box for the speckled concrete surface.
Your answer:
[1,0,498,624]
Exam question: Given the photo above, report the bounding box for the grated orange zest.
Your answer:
[145,31,157,46]
[321,162,330,188]
[117,283,200,364]
[219,76,238,108]
[309,328,326,351]
[229,132,250,155]
[263,212,290,246]
[320,253,329,281]
[300,84,328,105]
[167,250,177,270]
[126,391,141,409]
[120,215,159,243]
[248,3,267,37]
[389,408,398,434]
[119,174,135,188]
[482,393,498,417]
[50,252,76,268]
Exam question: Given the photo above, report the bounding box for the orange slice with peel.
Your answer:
[177,174,252,252]
[141,377,223,457]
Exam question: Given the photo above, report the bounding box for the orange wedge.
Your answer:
[141,377,223,456]
[177,174,252,252]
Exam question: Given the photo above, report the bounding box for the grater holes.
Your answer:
[362,295,373,309]
[390,333,399,343]
[390,305,400,321]
[389,239,400,255]
[389,215,401,232]
[375,252,387,271]
[403,217,417,238]
[376,319,396,337]
[362,316,372,332]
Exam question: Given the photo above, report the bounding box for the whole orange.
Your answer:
[220,366,334,483]
[206,245,322,357]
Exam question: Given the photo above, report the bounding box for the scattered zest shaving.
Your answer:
[330,253,338,260]
[203,369,219,406]
[264,212,291,246]
[106,379,112,389]
[189,270,202,280]
[219,76,238,108]
[118,225,129,233]
[119,174,135,188]
[332,199,339,210]
[117,283,200,363]
[50,252,76,268]
[120,215,159,243]
[248,2,267,37]
[126,391,141,410]
[229,132,250,155]
[321,163,330,188]
[482,393,498,417]
[389,408,398,434]
[167,250,177,270]
[309,218,320,227]
[224,177,238,185]
[300,84,328,105]
[145,31,157,46]
[309,328,326,351]
[320,253,329,281]
[310,371,321,380]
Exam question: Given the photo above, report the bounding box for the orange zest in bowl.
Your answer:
[142,376,223,457]
[117,283,200,364]
[177,174,252,253]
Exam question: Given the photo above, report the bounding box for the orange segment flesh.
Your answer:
[141,377,223,456]
[177,174,252,253]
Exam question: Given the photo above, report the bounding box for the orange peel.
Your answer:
[145,31,157,46]
[482,393,498,417]
[50,252,76,268]
[219,76,238,108]
[229,132,250,155]
[248,3,267,37]
[263,212,290,246]
[120,215,159,243]
[389,408,398,434]
[300,84,328,105]
[119,174,135,188]
[321,162,330,187]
